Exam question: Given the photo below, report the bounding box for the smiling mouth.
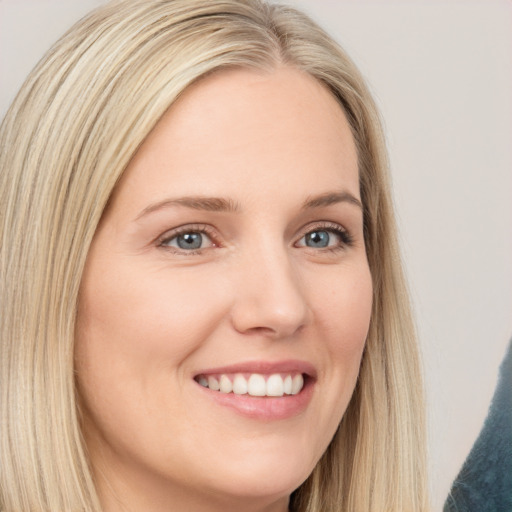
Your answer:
[194,372,305,397]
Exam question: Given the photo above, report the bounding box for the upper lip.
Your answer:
[194,359,317,379]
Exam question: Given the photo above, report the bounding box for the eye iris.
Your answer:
[177,232,202,250]
[306,230,330,248]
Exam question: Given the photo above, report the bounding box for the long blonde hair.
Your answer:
[0,1,429,510]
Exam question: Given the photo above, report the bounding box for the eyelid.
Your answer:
[295,221,353,248]
[157,223,219,252]
[155,220,353,255]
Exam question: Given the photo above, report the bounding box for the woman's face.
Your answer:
[75,67,373,512]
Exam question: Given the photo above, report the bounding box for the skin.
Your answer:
[75,66,373,512]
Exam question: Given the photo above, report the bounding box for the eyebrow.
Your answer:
[301,191,363,210]
[136,196,241,220]
[136,190,362,221]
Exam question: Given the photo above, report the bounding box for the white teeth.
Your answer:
[266,374,284,396]
[198,372,305,397]
[232,374,248,395]
[291,374,303,395]
[248,374,267,396]
[208,376,220,391]
[283,375,292,395]
[219,375,232,393]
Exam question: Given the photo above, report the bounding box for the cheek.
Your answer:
[76,262,229,370]
[73,261,229,438]
[316,262,373,350]
[288,260,372,463]
[74,260,235,465]
[309,261,372,412]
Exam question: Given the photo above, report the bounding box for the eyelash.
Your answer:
[297,222,354,252]
[158,224,217,255]
[157,222,354,255]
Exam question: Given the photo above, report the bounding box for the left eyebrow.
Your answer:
[301,191,362,210]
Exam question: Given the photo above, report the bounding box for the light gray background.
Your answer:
[1,1,511,509]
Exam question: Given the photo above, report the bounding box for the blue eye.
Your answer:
[297,225,353,250]
[304,230,331,248]
[160,230,214,251]
[175,232,203,250]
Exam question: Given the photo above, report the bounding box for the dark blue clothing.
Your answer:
[444,340,512,512]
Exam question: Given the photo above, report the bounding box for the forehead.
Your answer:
[110,66,359,214]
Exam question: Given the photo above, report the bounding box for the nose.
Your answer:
[230,247,310,339]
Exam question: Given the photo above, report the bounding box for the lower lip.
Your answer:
[195,378,315,421]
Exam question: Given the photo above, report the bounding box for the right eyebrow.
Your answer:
[135,196,241,221]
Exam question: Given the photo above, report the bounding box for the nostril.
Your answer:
[230,297,309,339]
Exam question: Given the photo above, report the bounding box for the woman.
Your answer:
[0,1,429,510]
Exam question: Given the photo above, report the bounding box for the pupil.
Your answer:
[307,231,329,248]
[177,233,202,250]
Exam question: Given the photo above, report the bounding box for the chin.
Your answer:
[199,471,303,510]
[197,441,318,502]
